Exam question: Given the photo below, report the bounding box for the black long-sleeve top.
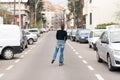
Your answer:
[56,30,67,41]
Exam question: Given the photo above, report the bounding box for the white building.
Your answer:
[83,0,120,29]
[0,0,30,28]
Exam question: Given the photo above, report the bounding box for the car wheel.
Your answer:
[25,44,28,48]
[2,48,14,60]
[89,44,92,48]
[22,44,25,50]
[107,55,115,71]
[28,39,34,45]
[96,50,103,62]
[93,43,96,50]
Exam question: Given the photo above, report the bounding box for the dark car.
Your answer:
[69,29,77,41]
[75,29,90,43]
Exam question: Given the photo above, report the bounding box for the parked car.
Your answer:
[28,28,40,37]
[24,30,38,45]
[21,30,28,50]
[88,29,105,50]
[75,29,90,43]
[69,29,77,41]
[66,29,72,39]
[0,25,23,59]
[96,29,120,71]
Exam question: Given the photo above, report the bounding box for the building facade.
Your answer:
[42,0,64,29]
[83,0,120,29]
[0,0,30,29]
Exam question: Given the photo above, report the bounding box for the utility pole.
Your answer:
[14,0,16,24]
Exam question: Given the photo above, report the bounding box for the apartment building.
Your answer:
[0,0,30,28]
[83,0,120,29]
[42,0,64,29]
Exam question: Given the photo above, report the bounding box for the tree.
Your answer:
[29,0,43,28]
[67,0,83,28]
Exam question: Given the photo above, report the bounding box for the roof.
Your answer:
[0,0,28,2]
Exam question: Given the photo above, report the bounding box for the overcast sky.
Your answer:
[50,0,68,8]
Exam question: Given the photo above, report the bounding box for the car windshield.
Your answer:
[29,30,38,32]
[110,31,120,43]
[79,30,89,35]
[94,31,104,37]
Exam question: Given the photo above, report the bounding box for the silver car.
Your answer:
[24,30,38,45]
[96,29,120,71]
[28,28,40,37]
[88,29,105,50]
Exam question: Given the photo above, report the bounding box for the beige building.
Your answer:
[42,0,65,29]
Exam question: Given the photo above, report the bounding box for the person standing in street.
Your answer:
[51,24,67,66]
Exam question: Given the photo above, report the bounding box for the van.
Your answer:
[0,24,23,59]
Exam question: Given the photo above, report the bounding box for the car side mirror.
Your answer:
[101,40,109,44]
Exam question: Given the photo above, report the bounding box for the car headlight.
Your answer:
[113,50,120,56]
[81,37,85,39]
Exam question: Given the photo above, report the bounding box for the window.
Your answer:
[90,13,92,25]
[100,32,108,43]
[89,0,92,3]
[89,31,93,38]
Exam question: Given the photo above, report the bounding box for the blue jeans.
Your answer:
[52,47,64,63]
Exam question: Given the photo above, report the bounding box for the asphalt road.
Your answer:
[0,31,120,80]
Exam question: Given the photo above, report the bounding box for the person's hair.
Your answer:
[61,24,65,30]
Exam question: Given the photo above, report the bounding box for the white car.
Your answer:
[28,28,40,37]
[96,29,120,71]
[88,29,105,50]
[24,31,38,45]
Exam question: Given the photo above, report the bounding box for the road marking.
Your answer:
[15,59,20,63]
[71,47,74,50]
[0,73,4,78]
[88,65,94,71]
[28,49,31,52]
[73,49,76,52]
[30,47,33,50]
[78,55,83,59]
[75,52,79,55]
[20,55,25,58]
[25,52,28,55]
[82,60,88,64]
[95,74,104,80]
[6,65,14,70]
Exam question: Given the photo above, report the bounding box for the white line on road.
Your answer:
[82,60,88,64]
[75,52,79,55]
[6,65,14,70]
[25,52,28,55]
[78,55,83,59]
[20,55,25,58]
[73,49,76,52]
[88,65,94,71]
[28,50,31,52]
[15,59,20,63]
[95,74,104,80]
[0,73,4,78]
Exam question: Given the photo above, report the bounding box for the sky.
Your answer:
[50,0,68,8]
